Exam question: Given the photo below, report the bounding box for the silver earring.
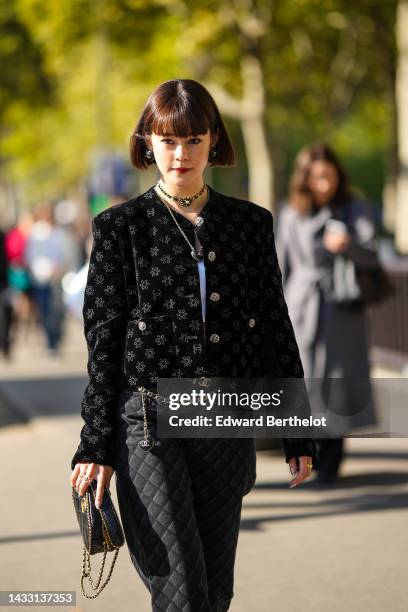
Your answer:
[209,147,217,161]
[145,149,155,161]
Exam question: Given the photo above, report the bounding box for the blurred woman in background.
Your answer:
[276,143,377,485]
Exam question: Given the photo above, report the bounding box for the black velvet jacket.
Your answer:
[71,185,315,470]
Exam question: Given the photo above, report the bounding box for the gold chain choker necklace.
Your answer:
[156,181,206,208]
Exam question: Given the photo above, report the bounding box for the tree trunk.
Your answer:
[395,0,408,253]
[240,54,274,212]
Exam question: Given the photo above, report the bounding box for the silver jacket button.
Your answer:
[208,251,216,262]
[248,318,256,328]
[210,333,220,343]
[194,216,204,227]
[138,321,147,331]
[210,292,220,302]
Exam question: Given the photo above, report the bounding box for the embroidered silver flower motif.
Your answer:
[162,275,174,286]
[142,303,152,314]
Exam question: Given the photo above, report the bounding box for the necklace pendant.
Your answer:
[191,248,202,261]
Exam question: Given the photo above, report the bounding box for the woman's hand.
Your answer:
[70,463,114,508]
[288,456,313,488]
[323,231,350,253]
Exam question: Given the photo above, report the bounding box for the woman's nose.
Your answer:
[175,144,189,161]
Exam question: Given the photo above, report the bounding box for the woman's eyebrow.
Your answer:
[161,133,200,137]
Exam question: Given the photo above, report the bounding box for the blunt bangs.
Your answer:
[148,97,212,138]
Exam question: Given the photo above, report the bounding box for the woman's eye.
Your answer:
[160,137,202,145]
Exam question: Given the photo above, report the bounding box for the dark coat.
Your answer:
[71,185,315,470]
[276,199,377,434]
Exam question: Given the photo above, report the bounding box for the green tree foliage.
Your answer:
[0,0,398,204]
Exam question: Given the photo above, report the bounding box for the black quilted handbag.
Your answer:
[72,479,124,598]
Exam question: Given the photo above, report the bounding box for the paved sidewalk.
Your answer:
[0,415,407,612]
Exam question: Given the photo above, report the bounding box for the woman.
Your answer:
[70,79,315,611]
[276,143,377,485]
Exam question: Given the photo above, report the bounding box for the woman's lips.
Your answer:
[171,168,191,174]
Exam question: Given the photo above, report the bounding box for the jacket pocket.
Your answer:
[124,314,179,381]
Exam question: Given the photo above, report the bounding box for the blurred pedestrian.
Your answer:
[4,211,34,344]
[0,227,13,359]
[276,142,377,485]
[25,202,66,355]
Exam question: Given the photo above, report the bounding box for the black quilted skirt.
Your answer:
[113,390,257,612]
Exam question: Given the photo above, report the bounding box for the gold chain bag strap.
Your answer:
[72,479,124,598]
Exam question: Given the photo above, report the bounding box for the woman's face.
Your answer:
[147,129,215,191]
[307,160,339,206]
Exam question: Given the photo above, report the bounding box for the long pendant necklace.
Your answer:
[156,189,206,261]
[156,181,206,208]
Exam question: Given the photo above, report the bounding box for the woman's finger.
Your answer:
[299,455,313,473]
[77,465,96,497]
[94,469,106,509]
[288,457,299,476]
[70,464,81,487]
[289,456,313,488]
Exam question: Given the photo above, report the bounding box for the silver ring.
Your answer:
[81,474,90,482]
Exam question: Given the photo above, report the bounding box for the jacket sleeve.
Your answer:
[70,210,127,470]
[260,209,316,463]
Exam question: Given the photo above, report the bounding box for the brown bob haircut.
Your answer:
[130,79,235,169]
[289,142,352,215]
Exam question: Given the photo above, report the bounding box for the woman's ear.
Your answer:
[210,129,219,148]
[145,136,152,151]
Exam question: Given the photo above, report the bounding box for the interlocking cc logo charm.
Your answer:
[139,437,155,452]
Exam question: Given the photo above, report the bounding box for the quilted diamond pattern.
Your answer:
[113,392,256,611]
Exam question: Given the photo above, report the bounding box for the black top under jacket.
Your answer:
[71,185,316,470]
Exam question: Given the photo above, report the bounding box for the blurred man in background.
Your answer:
[25,202,68,356]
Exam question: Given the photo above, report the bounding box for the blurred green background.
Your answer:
[1,0,406,244]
